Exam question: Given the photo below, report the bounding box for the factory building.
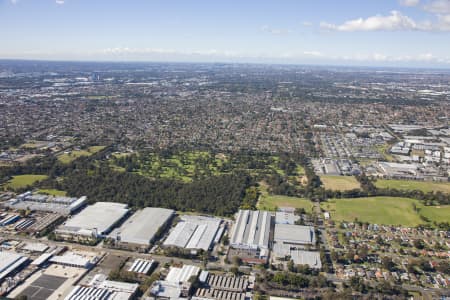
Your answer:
[151,265,200,299]
[272,224,320,267]
[194,272,249,300]
[163,215,222,252]
[65,274,138,300]
[229,210,272,263]
[273,224,315,247]
[109,207,174,251]
[0,251,29,282]
[4,191,87,215]
[128,259,155,274]
[55,202,129,242]
[49,251,100,269]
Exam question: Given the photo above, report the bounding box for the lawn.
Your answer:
[321,175,361,191]
[4,174,48,190]
[419,205,450,223]
[257,182,313,212]
[320,197,425,226]
[58,146,105,164]
[38,189,67,196]
[375,179,450,194]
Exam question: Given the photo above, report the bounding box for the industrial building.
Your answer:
[194,272,249,300]
[272,224,319,267]
[275,210,300,225]
[272,246,322,269]
[163,215,222,251]
[151,265,200,299]
[229,210,272,263]
[0,251,29,282]
[377,162,420,179]
[49,250,100,269]
[55,202,129,241]
[273,224,315,247]
[0,213,20,226]
[65,274,138,300]
[128,258,155,274]
[4,191,87,215]
[109,207,174,250]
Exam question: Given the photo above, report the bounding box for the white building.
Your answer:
[163,215,222,251]
[229,210,272,261]
[0,251,28,281]
[55,202,129,239]
[151,265,200,299]
[109,207,174,249]
[65,274,138,300]
[4,192,87,215]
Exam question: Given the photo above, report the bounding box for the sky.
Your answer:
[1,0,450,68]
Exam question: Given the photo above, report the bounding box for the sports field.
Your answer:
[257,182,313,212]
[321,175,361,191]
[375,179,450,194]
[4,174,48,190]
[58,146,105,164]
[320,197,429,226]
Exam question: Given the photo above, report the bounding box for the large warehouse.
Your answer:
[163,215,222,251]
[4,192,87,215]
[229,210,272,262]
[0,251,28,281]
[109,207,174,250]
[55,202,129,241]
[273,224,315,246]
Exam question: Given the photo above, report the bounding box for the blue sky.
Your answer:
[1,0,450,67]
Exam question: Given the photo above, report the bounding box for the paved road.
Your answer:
[0,232,227,270]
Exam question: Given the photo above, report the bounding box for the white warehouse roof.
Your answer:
[163,215,222,251]
[166,265,200,283]
[0,251,28,281]
[111,207,174,245]
[274,224,315,245]
[58,202,129,236]
[230,210,271,250]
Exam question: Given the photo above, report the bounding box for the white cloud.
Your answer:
[303,51,323,57]
[2,48,449,66]
[56,0,65,4]
[424,0,450,14]
[399,0,420,7]
[10,0,19,4]
[320,10,431,31]
[302,21,313,27]
[260,25,292,35]
[320,10,450,31]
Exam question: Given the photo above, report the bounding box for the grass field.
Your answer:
[419,205,450,223]
[257,182,313,212]
[375,179,450,194]
[37,189,67,196]
[320,196,448,226]
[58,146,105,164]
[321,175,361,191]
[3,174,48,190]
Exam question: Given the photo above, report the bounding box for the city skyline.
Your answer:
[1,0,450,67]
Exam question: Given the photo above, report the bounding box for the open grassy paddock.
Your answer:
[257,182,313,212]
[375,179,450,194]
[37,189,67,196]
[58,146,105,164]
[3,174,48,190]
[321,175,361,191]
[321,196,449,226]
